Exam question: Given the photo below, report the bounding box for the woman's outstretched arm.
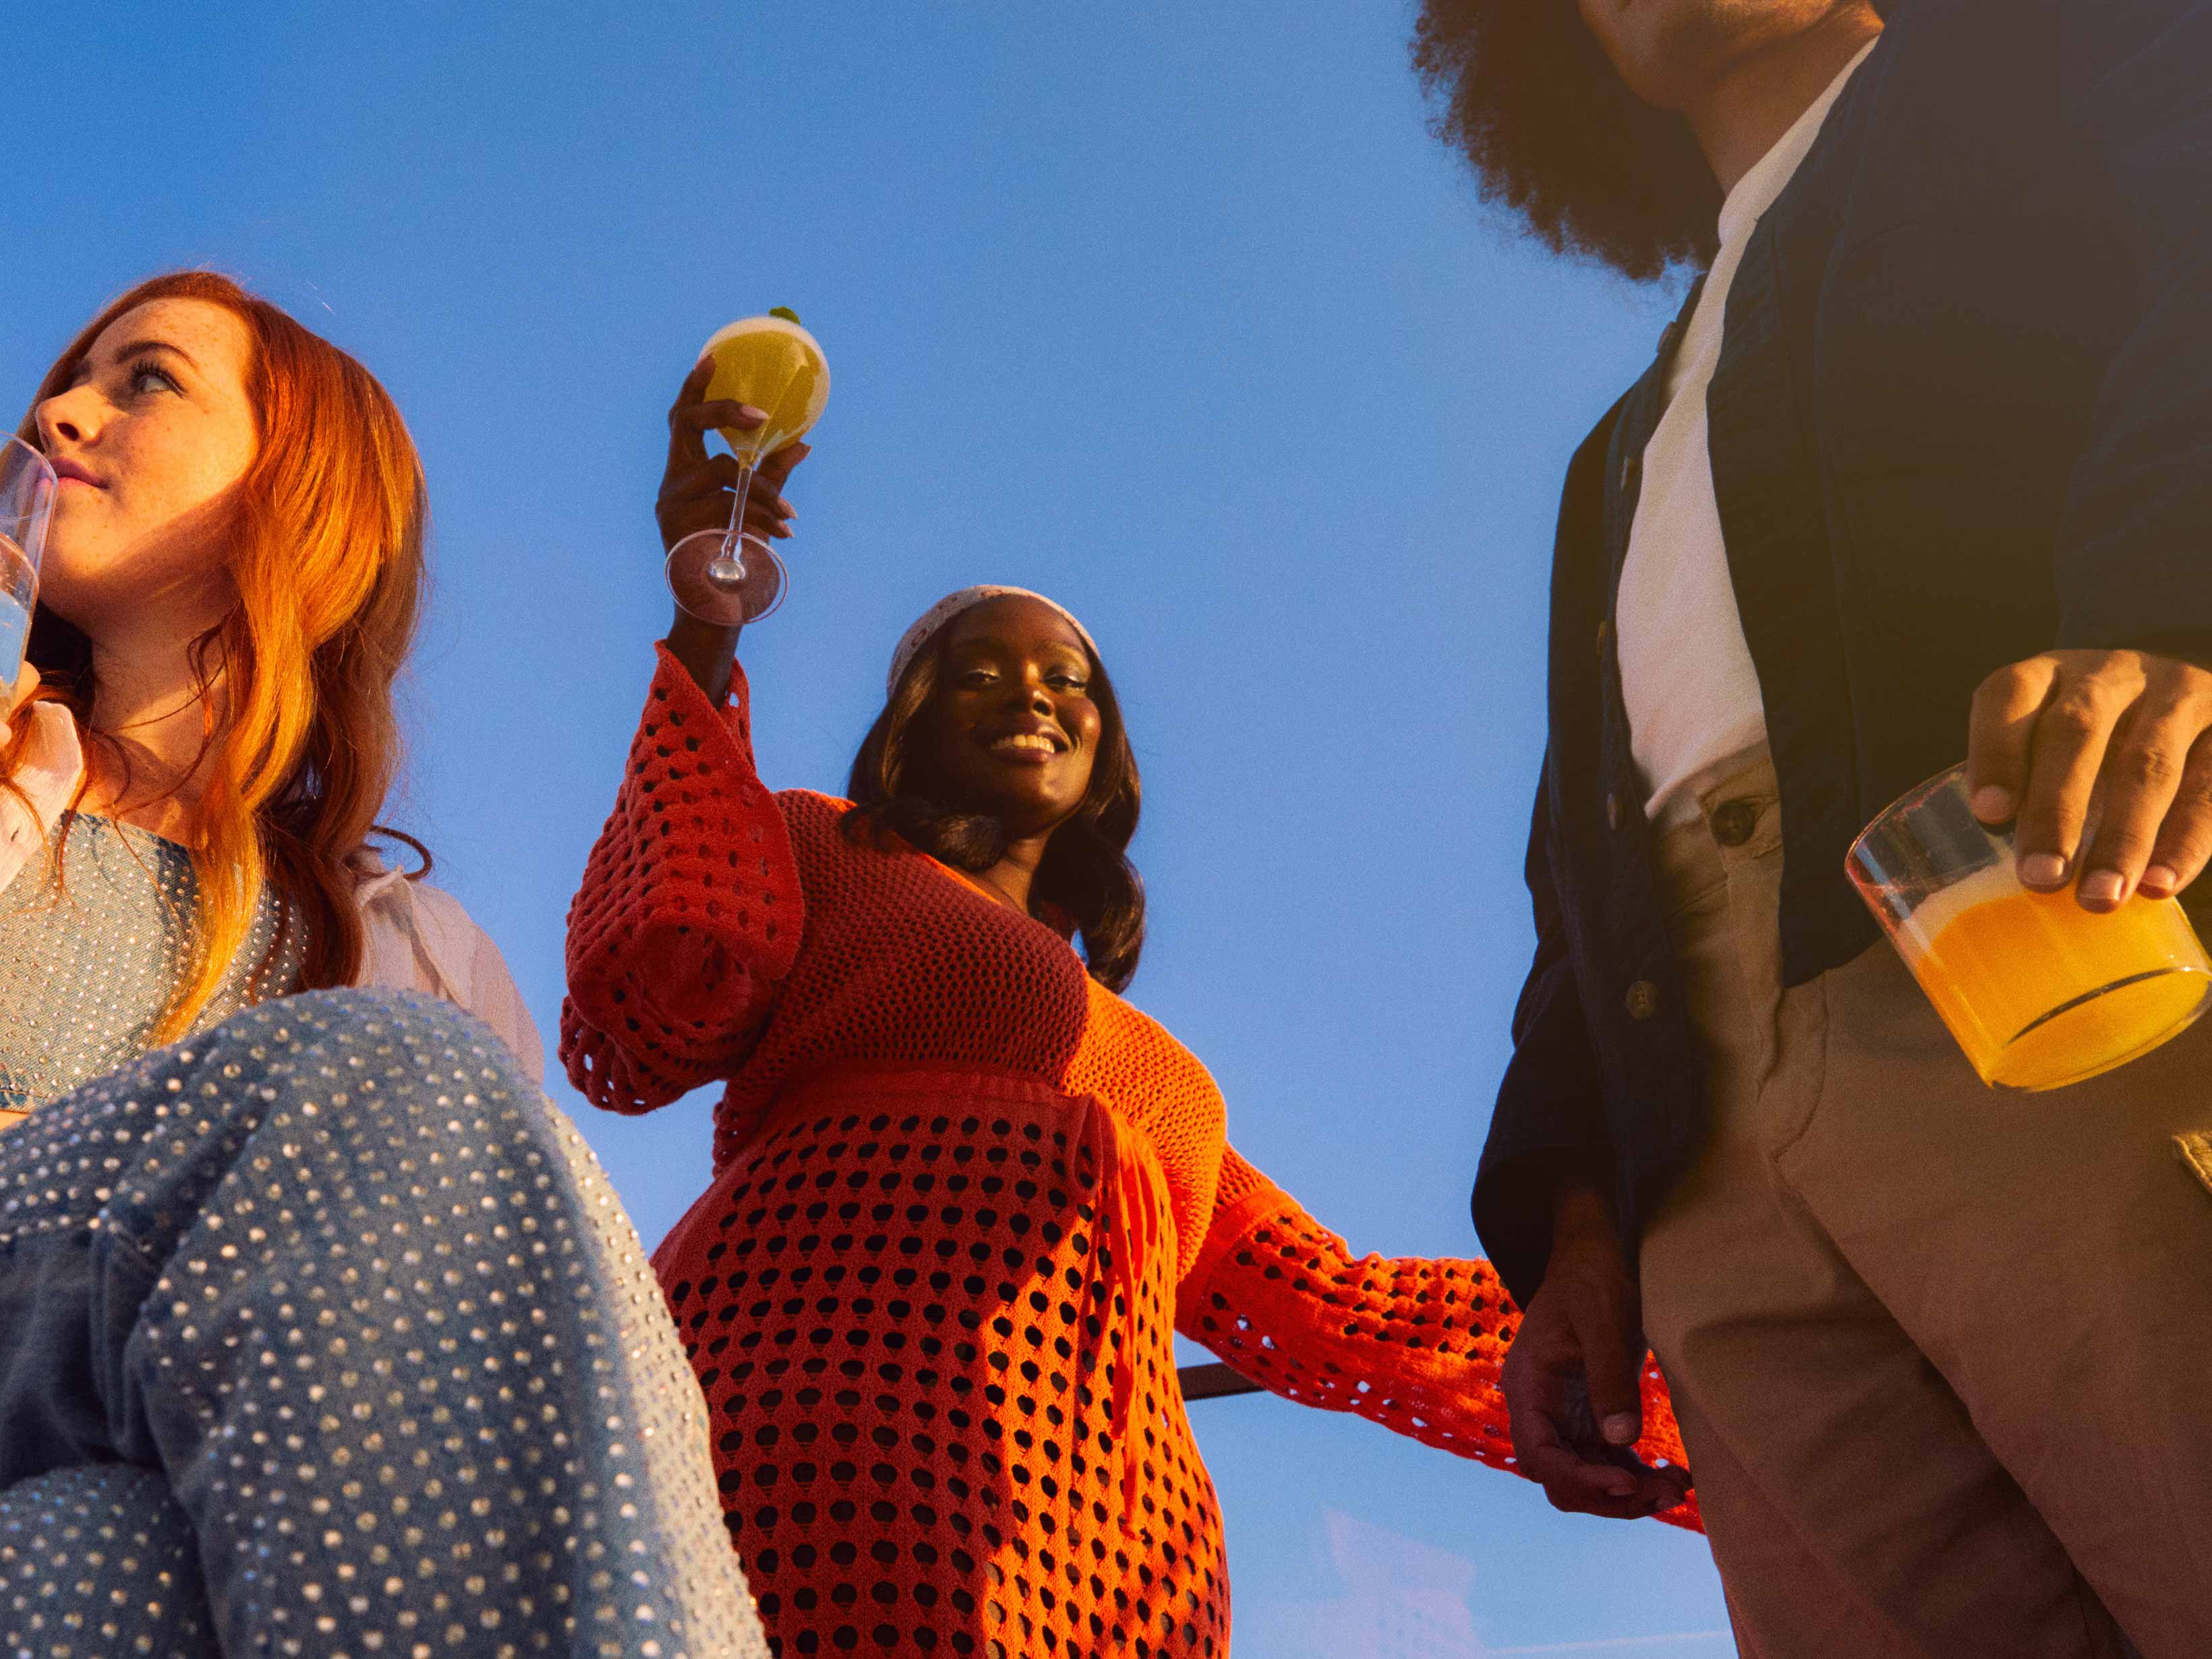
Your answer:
[1175,1144,1700,1530]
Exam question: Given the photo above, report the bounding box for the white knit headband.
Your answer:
[886,586,1101,698]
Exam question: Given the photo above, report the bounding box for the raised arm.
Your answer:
[560,645,804,1113]
[1176,1146,1699,1530]
[562,358,816,1112]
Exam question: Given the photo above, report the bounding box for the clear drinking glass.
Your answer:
[664,309,830,627]
[1846,763,2212,1090]
[0,436,55,686]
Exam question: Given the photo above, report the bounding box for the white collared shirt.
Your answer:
[1616,40,1878,826]
[0,701,544,1084]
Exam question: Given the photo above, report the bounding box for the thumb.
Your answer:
[1574,1297,1644,1446]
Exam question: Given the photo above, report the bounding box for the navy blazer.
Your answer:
[1476,0,2212,1306]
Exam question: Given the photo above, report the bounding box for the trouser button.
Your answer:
[1711,798,1759,847]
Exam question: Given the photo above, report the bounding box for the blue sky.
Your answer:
[9,3,1729,1650]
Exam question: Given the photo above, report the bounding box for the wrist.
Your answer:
[1550,1177,1619,1256]
[664,609,742,705]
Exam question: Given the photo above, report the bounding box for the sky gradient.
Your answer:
[9,5,1728,1650]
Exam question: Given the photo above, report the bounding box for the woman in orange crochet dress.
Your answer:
[561,379,1695,1658]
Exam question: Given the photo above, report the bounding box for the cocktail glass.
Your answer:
[0,436,55,685]
[1846,763,2212,1090]
[664,309,830,627]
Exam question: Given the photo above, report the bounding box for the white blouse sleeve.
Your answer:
[353,871,546,1087]
[0,702,87,896]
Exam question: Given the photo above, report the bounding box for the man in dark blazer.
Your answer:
[1413,1,2212,1651]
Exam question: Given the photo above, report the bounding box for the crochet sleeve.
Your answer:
[1175,1146,1697,1529]
[560,643,804,1114]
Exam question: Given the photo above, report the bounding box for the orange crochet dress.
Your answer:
[563,647,1695,1659]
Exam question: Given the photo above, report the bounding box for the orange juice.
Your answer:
[1897,864,2210,1090]
[698,313,830,458]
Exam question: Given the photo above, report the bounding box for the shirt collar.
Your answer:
[1715,37,1881,251]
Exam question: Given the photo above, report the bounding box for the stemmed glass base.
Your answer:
[666,528,786,626]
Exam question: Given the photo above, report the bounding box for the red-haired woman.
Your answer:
[562,377,1696,1658]
[0,274,766,1658]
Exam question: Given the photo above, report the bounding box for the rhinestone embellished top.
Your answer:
[0,814,299,1111]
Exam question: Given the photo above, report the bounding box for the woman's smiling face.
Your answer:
[917,595,1103,839]
[32,297,258,639]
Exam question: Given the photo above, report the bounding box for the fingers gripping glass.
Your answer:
[0,438,55,685]
[1847,763,2212,1090]
[663,310,829,627]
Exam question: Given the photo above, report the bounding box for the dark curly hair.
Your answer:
[1412,2,1894,281]
[1411,1,1720,281]
[841,635,1146,993]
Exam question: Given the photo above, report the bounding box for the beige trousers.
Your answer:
[1639,754,2212,1659]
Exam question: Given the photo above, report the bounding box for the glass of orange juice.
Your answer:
[1847,764,2212,1090]
[664,308,830,627]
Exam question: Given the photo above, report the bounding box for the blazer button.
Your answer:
[1625,980,1660,1021]
[1596,618,1613,660]
[1711,799,1759,847]
[1620,453,1642,494]
[1606,792,1624,831]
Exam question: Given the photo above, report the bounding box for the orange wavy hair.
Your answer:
[13,271,428,1040]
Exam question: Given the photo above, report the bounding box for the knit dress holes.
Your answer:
[564,648,1696,1659]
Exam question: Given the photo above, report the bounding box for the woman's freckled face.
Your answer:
[31,297,258,636]
[920,596,1103,837]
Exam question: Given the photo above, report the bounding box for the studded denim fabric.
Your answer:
[0,1463,214,1656]
[0,987,767,1658]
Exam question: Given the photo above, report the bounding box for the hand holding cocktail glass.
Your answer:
[1853,647,2212,1088]
[660,310,827,627]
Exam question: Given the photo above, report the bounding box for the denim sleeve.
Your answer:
[1473,763,1618,1310]
[2051,0,2212,653]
